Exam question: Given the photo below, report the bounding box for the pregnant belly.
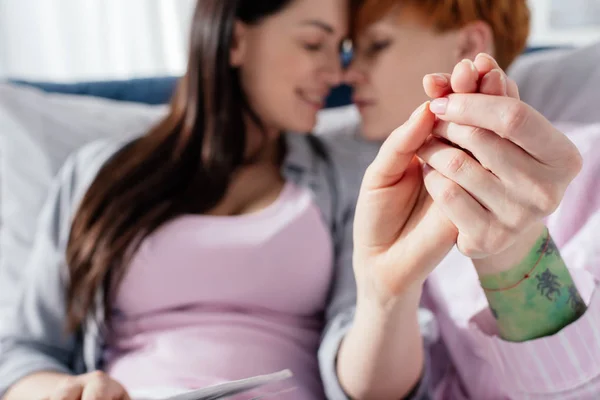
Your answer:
[105,317,325,399]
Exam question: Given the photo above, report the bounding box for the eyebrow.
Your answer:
[300,20,335,34]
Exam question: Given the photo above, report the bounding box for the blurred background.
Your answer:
[0,0,599,82]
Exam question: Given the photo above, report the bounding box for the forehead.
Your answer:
[359,5,430,37]
[275,0,349,36]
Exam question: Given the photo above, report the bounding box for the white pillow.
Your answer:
[314,104,360,135]
[0,83,167,302]
[0,84,358,305]
[508,42,600,124]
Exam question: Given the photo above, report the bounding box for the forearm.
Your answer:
[3,372,68,400]
[336,288,424,400]
[476,223,586,342]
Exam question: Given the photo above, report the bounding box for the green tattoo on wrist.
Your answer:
[479,228,586,342]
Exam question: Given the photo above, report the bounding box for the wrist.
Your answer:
[474,221,546,276]
[476,225,585,341]
[355,285,422,330]
[340,287,424,400]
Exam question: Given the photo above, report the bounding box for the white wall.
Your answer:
[528,0,600,46]
[0,0,195,81]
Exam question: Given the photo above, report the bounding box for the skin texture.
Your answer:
[232,0,347,138]
[340,7,584,397]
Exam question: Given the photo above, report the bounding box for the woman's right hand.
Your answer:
[44,371,131,400]
[353,56,509,308]
[353,101,457,308]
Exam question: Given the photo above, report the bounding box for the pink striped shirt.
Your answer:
[422,123,600,399]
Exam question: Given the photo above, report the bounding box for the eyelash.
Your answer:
[304,43,324,52]
[368,40,391,54]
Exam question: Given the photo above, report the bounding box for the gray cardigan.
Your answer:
[0,131,430,399]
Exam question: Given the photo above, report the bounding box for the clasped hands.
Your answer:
[353,54,583,307]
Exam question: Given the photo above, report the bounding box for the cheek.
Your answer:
[241,48,296,113]
[239,46,320,132]
[364,55,429,136]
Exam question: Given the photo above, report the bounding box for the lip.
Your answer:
[353,96,376,109]
[297,90,326,111]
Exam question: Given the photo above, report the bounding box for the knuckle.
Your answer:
[56,376,77,389]
[458,235,487,258]
[531,185,560,215]
[566,147,584,177]
[456,95,472,117]
[87,370,108,383]
[506,206,531,234]
[468,126,488,143]
[485,230,512,254]
[459,242,481,258]
[439,181,462,204]
[475,234,495,255]
[363,163,377,181]
[54,393,74,400]
[502,101,530,137]
[446,152,471,175]
[54,378,79,400]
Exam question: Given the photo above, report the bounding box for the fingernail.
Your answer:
[410,101,429,120]
[422,163,433,175]
[430,98,448,115]
[496,69,507,95]
[461,59,477,74]
[482,69,506,95]
[431,73,449,87]
[476,53,495,63]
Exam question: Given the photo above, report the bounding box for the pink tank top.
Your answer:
[104,182,334,399]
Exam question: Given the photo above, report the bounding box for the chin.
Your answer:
[288,117,318,134]
[361,121,395,141]
[361,111,405,140]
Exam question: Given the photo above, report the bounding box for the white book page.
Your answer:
[131,369,294,400]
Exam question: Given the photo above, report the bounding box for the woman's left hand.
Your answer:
[417,55,583,270]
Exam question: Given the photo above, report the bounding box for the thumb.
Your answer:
[362,101,436,191]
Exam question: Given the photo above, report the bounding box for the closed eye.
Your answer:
[304,42,324,52]
[368,40,391,54]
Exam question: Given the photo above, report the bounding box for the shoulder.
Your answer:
[57,138,131,207]
[317,125,380,194]
[283,124,380,224]
[311,122,381,213]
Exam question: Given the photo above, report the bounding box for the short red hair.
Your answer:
[352,0,531,70]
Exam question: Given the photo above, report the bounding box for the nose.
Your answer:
[344,59,367,87]
[321,53,344,88]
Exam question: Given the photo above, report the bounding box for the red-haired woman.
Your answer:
[332,1,600,399]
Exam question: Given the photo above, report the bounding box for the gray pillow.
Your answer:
[509,42,600,124]
[0,83,167,305]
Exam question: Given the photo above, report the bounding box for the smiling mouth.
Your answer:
[353,96,376,109]
[297,90,326,110]
[355,100,375,110]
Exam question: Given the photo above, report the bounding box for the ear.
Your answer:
[454,21,495,63]
[230,21,248,67]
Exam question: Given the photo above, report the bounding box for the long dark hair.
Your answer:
[65,0,295,332]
